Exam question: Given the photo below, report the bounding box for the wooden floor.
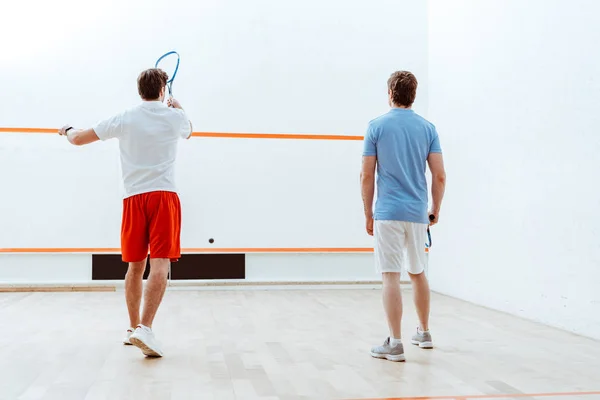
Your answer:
[0,289,599,400]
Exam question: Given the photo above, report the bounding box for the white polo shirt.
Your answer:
[93,101,192,199]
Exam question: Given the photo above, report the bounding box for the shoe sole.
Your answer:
[411,340,433,349]
[129,336,163,357]
[370,351,406,362]
[123,341,132,346]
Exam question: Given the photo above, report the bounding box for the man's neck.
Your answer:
[391,105,411,110]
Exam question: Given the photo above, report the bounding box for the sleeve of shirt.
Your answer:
[93,113,125,141]
[363,124,377,156]
[175,109,192,139]
[429,127,442,154]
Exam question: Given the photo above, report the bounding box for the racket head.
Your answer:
[426,227,432,249]
[155,51,180,96]
[425,215,434,250]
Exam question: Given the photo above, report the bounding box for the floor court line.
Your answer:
[356,390,600,400]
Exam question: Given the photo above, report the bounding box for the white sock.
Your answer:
[390,338,402,347]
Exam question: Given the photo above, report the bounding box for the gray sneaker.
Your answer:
[370,337,406,362]
[410,327,433,349]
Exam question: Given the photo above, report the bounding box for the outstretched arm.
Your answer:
[58,126,100,146]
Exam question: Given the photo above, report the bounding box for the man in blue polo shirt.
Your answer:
[361,71,446,362]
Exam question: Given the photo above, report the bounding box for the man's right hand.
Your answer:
[366,216,374,236]
[427,152,446,228]
[428,211,439,226]
[167,97,183,109]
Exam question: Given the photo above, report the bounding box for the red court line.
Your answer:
[355,390,600,400]
[0,127,364,141]
[0,127,57,133]
[0,247,374,254]
[192,132,364,140]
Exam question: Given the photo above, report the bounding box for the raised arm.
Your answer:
[427,152,446,225]
[168,97,193,139]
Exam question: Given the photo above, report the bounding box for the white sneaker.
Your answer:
[123,328,134,345]
[129,325,163,357]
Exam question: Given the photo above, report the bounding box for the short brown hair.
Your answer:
[137,68,168,100]
[387,71,418,107]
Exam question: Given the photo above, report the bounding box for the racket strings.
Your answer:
[155,51,180,98]
[426,227,432,248]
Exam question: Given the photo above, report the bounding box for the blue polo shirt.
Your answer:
[363,108,442,224]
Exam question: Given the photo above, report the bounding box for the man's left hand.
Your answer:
[58,125,72,136]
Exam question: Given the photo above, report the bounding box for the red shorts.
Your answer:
[121,191,181,263]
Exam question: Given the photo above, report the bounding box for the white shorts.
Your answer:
[374,220,429,275]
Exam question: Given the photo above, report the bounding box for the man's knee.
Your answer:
[382,272,401,285]
[149,258,170,276]
[408,270,427,281]
[127,260,147,276]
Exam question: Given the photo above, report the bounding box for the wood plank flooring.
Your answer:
[0,289,598,400]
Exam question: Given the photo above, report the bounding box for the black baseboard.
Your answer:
[91,254,245,280]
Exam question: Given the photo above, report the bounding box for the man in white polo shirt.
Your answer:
[58,68,192,357]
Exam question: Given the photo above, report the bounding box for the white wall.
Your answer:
[0,0,429,131]
[0,0,428,252]
[0,0,428,281]
[428,0,600,339]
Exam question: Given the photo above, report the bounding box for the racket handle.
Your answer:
[429,214,436,222]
